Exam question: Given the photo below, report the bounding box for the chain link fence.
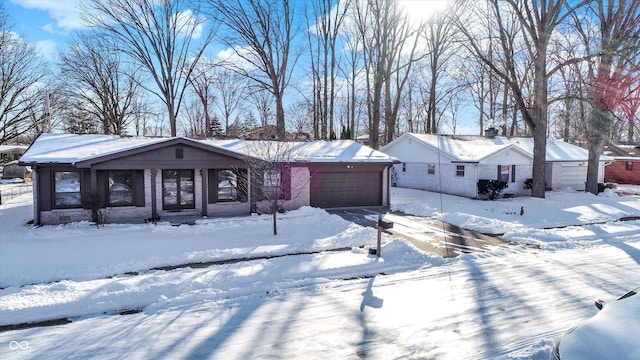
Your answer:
[0,183,32,205]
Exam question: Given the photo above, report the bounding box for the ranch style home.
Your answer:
[19,134,397,225]
[381,132,610,199]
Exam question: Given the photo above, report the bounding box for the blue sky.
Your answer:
[6,0,82,61]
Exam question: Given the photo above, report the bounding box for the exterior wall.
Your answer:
[605,159,640,185]
[255,167,311,213]
[392,162,477,198]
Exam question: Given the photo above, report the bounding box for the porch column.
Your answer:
[201,169,208,217]
[151,169,158,219]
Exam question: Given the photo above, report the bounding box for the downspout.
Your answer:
[475,165,479,198]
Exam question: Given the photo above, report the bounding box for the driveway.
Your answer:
[328,208,509,258]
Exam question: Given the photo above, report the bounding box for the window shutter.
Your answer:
[281,166,291,200]
[511,165,516,183]
[208,169,217,204]
[135,170,145,207]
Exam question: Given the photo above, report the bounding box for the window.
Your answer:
[428,164,435,175]
[511,165,516,183]
[218,170,238,201]
[264,169,281,198]
[499,165,510,183]
[456,165,465,177]
[54,171,81,207]
[402,163,406,172]
[626,161,633,171]
[108,170,134,206]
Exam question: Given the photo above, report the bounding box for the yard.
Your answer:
[1,186,639,359]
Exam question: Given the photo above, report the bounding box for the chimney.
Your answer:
[484,127,499,138]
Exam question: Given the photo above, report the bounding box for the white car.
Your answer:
[550,287,640,359]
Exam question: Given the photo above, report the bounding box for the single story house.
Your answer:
[380,132,610,198]
[0,144,27,163]
[19,134,397,225]
[603,142,640,185]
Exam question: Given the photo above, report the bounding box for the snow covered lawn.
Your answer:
[1,187,639,359]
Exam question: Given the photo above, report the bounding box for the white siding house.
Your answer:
[381,133,609,198]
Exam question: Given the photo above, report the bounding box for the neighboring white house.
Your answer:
[381,132,610,198]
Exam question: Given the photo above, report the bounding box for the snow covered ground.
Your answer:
[1,186,639,359]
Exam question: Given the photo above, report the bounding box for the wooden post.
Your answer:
[377,213,382,257]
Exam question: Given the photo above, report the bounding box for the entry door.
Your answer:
[162,170,195,210]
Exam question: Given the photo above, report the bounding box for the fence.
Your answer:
[0,183,32,205]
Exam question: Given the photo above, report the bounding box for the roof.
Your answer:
[603,143,640,160]
[382,133,611,162]
[19,133,397,165]
[0,145,28,152]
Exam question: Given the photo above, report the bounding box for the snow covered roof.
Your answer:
[0,145,28,152]
[204,139,397,163]
[20,133,397,165]
[384,133,611,162]
[603,143,640,160]
[19,134,170,164]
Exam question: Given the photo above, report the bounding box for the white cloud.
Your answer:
[174,9,204,40]
[35,39,57,61]
[10,0,84,31]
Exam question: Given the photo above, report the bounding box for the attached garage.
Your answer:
[308,164,385,208]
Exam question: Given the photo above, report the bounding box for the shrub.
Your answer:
[477,179,508,200]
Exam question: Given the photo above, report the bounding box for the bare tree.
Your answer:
[422,11,458,134]
[207,0,299,141]
[210,66,248,136]
[287,101,313,137]
[0,5,49,144]
[455,0,588,198]
[82,0,216,137]
[59,32,142,135]
[581,0,640,194]
[186,59,216,137]
[306,0,350,140]
[237,141,304,235]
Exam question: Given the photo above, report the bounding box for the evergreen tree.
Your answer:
[209,115,223,137]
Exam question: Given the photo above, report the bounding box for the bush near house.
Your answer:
[477,179,508,200]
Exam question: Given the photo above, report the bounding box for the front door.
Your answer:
[162,170,195,210]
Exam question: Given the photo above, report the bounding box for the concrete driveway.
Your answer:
[328,208,509,258]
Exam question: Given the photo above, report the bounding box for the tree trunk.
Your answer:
[531,47,549,198]
[585,137,603,194]
[275,93,286,140]
[272,211,277,235]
